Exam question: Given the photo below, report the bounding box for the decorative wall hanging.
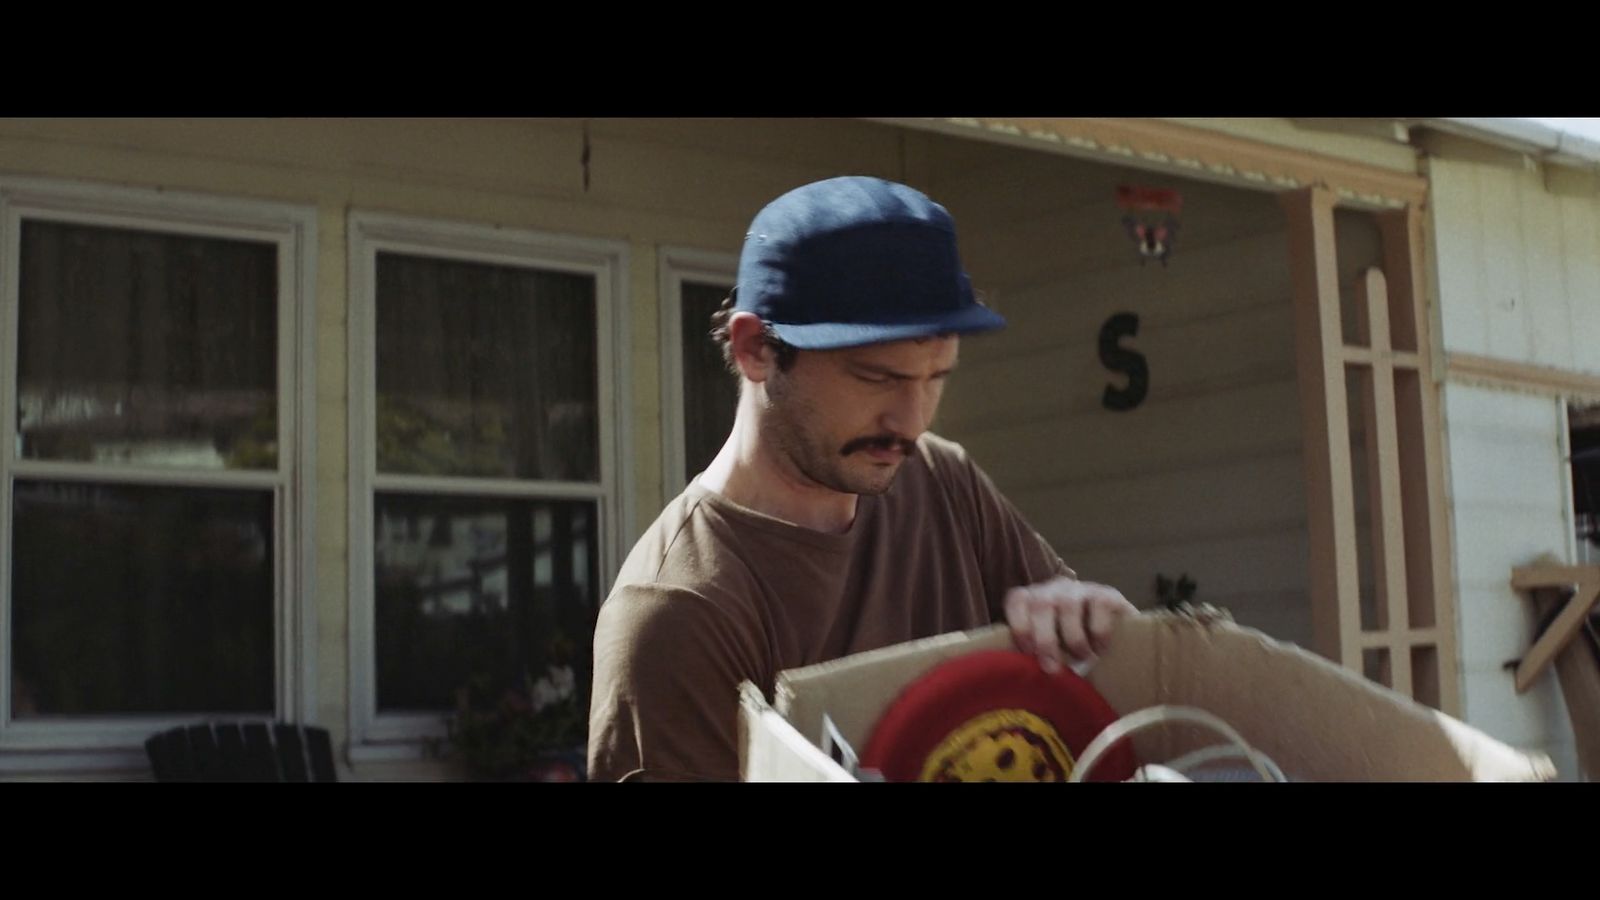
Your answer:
[1117,184,1183,266]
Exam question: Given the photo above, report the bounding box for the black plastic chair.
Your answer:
[145,722,338,782]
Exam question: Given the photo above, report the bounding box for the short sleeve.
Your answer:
[586,583,768,782]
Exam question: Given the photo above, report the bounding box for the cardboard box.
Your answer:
[738,610,1557,782]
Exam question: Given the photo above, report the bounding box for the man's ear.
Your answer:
[727,312,776,383]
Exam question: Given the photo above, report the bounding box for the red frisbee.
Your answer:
[859,650,1138,783]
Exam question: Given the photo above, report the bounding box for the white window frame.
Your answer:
[0,175,318,774]
[347,211,630,758]
[658,247,738,499]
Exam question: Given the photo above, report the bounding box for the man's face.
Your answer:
[761,335,959,496]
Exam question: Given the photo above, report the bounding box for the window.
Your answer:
[658,249,737,496]
[0,177,316,771]
[1570,401,1600,566]
[348,213,627,753]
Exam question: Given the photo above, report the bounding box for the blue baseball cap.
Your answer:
[735,176,1006,350]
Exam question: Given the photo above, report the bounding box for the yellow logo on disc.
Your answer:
[920,708,1076,783]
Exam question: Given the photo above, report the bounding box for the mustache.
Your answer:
[840,435,917,457]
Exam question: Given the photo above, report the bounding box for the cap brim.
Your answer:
[767,303,1007,350]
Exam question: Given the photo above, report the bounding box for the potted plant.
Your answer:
[446,661,589,782]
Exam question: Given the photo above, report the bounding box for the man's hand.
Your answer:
[1003,576,1138,673]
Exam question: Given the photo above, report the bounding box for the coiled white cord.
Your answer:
[1067,704,1289,783]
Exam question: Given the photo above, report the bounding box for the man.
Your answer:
[587,176,1136,782]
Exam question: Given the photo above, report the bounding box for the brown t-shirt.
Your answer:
[586,432,1073,782]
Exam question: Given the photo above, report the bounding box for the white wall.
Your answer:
[1441,385,1580,778]
[1430,154,1600,375]
[1428,149,1598,779]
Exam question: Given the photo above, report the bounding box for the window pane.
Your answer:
[9,480,275,717]
[16,220,279,469]
[375,252,599,481]
[373,492,599,713]
[680,280,737,483]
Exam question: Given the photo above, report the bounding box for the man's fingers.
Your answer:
[1030,602,1062,673]
[1006,578,1139,670]
[1086,590,1128,655]
[1055,588,1094,662]
[1004,588,1035,656]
